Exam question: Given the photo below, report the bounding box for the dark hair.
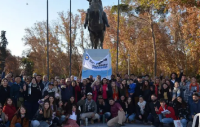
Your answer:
[2,78,8,82]
[49,96,57,111]
[145,75,149,77]
[159,98,166,103]
[170,73,177,79]
[5,98,14,106]
[130,74,135,76]
[129,79,134,82]
[138,76,143,79]
[108,98,114,101]
[193,93,199,97]
[143,80,150,90]
[16,105,28,119]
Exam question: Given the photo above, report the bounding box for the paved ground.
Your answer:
[83,123,151,127]
[81,121,193,127]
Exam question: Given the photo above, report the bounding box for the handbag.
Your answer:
[174,120,183,127]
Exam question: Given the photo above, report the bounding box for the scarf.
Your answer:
[155,84,159,97]
[85,99,93,112]
[189,83,199,92]
[28,83,38,95]
[137,101,146,115]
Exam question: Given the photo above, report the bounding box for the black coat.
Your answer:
[172,99,189,119]
[159,88,171,103]
[146,101,160,117]
[143,89,151,102]
[134,82,143,97]
[0,85,10,105]
[126,102,135,116]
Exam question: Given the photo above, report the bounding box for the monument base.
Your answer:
[82,49,112,80]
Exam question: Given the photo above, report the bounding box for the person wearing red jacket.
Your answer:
[2,98,17,126]
[155,98,176,126]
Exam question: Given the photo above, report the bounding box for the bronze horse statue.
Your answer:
[84,0,110,49]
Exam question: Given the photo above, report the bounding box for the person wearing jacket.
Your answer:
[3,98,17,123]
[126,97,135,123]
[36,75,44,92]
[156,98,176,126]
[191,93,200,127]
[172,82,181,100]
[159,83,171,104]
[146,94,160,127]
[91,79,101,102]
[96,95,111,122]
[43,83,56,98]
[119,95,127,112]
[0,103,8,127]
[10,76,24,107]
[10,105,29,127]
[0,78,10,106]
[61,78,74,103]
[63,105,80,127]
[109,81,119,101]
[77,92,99,124]
[31,101,52,127]
[136,96,147,123]
[134,76,143,104]
[101,78,109,103]
[172,96,189,127]
[107,98,126,127]
[24,77,42,119]
[119,80,128,98]
[64,96,77,115]
[142,80,151,103]
[128,79,136,98]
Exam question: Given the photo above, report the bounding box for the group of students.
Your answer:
[0,67,200,127]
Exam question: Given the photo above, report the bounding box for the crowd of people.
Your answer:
[0,67,200,127]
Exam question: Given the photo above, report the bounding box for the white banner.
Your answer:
[83,53,110,71]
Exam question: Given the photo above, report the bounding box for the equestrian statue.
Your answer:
[84,0,110,49]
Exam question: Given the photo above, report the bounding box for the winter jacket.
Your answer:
[10,82,24,101]
[3,105,16,121]
[24,83,42,103]
[77,99,97,113]
[128,83,136,93]
[172,99,189,119]
[10,115,29,127]
[126,102,135,116]
[156,105,177,120]
[190,100,200,116]
[61,85,74,102]
[33,109,52,122]
[159,88,171,103]
[0,85,10,105]
[134,82,143,97]
[143,88,151,102]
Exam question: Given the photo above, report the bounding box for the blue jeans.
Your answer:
[181,119,187,127]
[126,113,136,121]
[5,121,10,127]
[158,114,173,124]
[99,112,111,121]
[15,123,22,127]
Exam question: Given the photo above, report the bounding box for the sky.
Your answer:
[0,0,118,56]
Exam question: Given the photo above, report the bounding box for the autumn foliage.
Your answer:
[5,0,199,78]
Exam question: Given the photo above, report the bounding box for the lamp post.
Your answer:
[47,0,49,79]
[128,54,130,75]
[69,0,72,77]
[116,0,119,74]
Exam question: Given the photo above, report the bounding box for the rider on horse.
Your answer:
[84,0,110,29]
